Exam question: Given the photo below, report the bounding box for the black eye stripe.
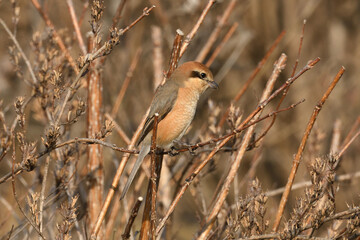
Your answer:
[191,70,207,80]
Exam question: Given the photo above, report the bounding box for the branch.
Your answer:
[11,132,46,240]
[196,0,237,62]
[139,113,160,240]
[205,22,238,67]
[171,99,305,154]
[164,29,184,81]
[66,0,87,55]
[0,18,38,85]
[122,197,143,240]
[111,48,142,117]
[30,0,78,73]
[265,170,360,197]
[218,30,286,127]
[253,20,306,145]
[272,66,345,231]
[179,0,216,59]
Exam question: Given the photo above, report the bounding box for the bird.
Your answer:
[121,61,218,199]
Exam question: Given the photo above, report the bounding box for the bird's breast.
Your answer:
[155,87,199,148]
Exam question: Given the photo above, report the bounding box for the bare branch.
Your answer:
[272,66,345,231]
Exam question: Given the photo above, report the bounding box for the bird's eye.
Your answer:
[200,72,207,79]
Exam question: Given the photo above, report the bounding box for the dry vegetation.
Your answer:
[0,0,359,239]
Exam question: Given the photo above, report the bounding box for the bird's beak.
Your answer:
[207,81,219,89]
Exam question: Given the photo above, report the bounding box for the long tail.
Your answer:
[120,145,150,199]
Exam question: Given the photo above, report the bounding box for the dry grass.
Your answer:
[0,0,359,239]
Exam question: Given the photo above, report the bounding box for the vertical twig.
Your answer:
[151,26,164,90]
[254,20,306,145]
[272,66,345,231]
[164,29,184,81]
[78,1,89,27]
[92,114,148,238]
[122,197,143,240]
[11,132,46,240]
[30,0,78,73]
[205,22,238,67]
[150,114,159,240]
[139,114,161,240]
[87,2,104,235]
[111,48,142,117]
[0,18,38,85]
[330,119,342,155]
[38,156,50,240]
[179,0,216,59]
[66,0,87,55]
[218,31,286,127]
[112,0,128,28]
[196,0,237,62]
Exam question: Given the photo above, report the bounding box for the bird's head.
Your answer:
[173,61,218,94]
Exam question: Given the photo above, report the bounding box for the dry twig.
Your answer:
[122,197,143,240]
[196,0,237,62]
[139,113,160,240]
[272,66,345,231]
[218,31,286,127]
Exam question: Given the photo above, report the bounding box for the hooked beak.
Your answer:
[207,80,219,89]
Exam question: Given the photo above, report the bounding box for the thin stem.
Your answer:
[38,156,50,240]
[0,18,38,85]
[179,0,216,59]
[196,0,237,62]
[150,114,159,240]
[66,0,87,55]
[205,22,238,67]
[90,114,148,238]
[111,48,142,117]
[272,66,345,231]
[30,0,78,73]
[164,29,184,81]
[218,31,286,127]
[105,113,131,145]
[11,132,46,240]
[112,0,128,28]
[122,197,143,240]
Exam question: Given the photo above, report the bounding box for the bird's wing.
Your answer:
[137,82,178,145]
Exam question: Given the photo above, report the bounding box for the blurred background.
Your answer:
[0,0,359,239]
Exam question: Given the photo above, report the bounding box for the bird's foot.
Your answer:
[169,146,179,156]
[172,140,196,155]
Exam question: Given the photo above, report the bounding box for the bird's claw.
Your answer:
[188,146,196,155]
[172,140,197,155]
[169,146,179,156]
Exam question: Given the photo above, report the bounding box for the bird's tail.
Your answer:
[120,145,150,199]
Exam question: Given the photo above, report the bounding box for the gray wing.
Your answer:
[137,82,178,146]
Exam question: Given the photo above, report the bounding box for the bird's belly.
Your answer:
[156,100,197,148]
